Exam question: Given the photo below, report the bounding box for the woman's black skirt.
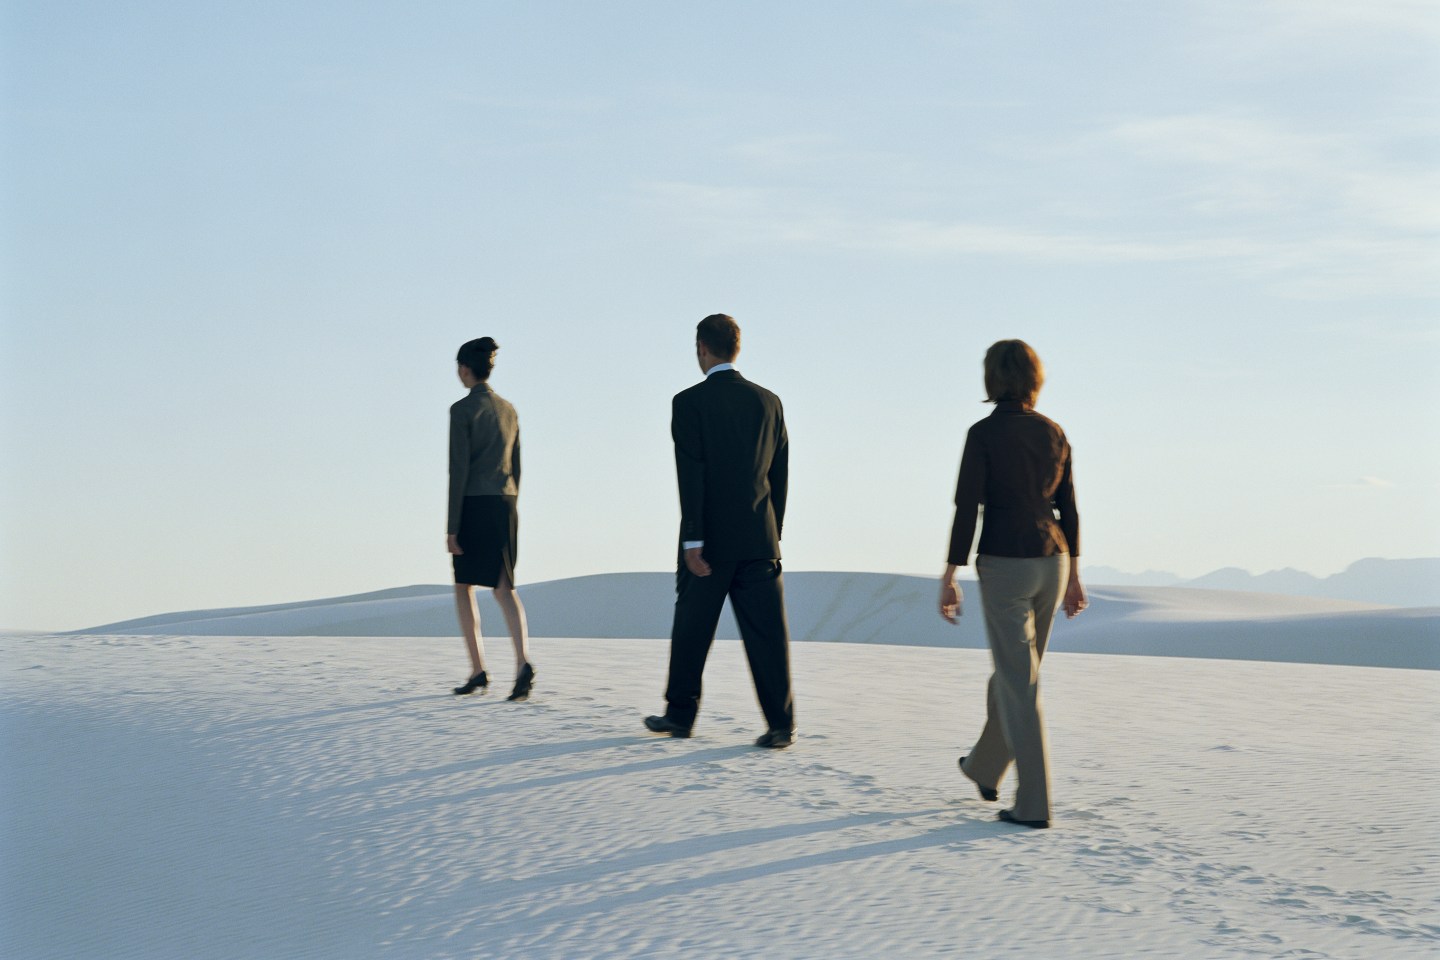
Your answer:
[453,495,518,587]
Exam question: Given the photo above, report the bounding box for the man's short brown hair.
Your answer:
[696,314,741,361]
[983,339,1045,406]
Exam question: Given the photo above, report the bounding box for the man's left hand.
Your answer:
[684,546,712,577]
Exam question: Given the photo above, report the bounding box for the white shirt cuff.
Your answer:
[682,541,703,550]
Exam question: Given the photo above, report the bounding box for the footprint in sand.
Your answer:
[1266,896,1310,908]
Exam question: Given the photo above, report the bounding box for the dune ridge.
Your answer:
[73,572,1440,670]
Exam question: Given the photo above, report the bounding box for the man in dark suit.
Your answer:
[645,314,796,748]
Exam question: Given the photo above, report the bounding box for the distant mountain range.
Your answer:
[1084,557,1440,607]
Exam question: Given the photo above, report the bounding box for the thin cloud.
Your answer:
[728,135,840,169]
[1190,0,1440,64]
[1269,0,1440,40]
[642,178,1437,297]
[644,180,1262,261]
[1107,113,1343,174]
[645,94,1440,301]
[1102,112,1440,235]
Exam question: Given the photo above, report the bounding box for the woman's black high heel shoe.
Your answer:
[506,663,535,702]
[453,671,489,696]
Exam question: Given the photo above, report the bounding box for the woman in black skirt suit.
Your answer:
[447,337,535,701]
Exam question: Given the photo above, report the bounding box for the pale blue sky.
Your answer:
[3,1,1437,630]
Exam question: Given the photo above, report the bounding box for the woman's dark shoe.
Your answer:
[507,663,535,702]
[453,671,488,696]
[959,756,999,802]
[998,808,1050,829]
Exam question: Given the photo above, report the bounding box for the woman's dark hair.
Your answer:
[983,339,1045,406]
[696,314,741,361]
[457,337,499,381]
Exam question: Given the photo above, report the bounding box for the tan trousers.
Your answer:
[961,553,1068,822]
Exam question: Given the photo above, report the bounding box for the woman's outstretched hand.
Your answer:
[1063,575,1088,618]
[939,576,962,624]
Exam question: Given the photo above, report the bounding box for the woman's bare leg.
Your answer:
[492,571,530,673]
[453,584,485,675]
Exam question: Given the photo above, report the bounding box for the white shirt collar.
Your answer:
[706,363,737,377]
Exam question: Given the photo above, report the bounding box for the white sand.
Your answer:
[3,632,1437,959]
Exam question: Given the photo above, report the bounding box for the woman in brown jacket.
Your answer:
[940,340,1086,828]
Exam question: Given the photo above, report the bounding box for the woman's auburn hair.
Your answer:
[983,339,1044,406]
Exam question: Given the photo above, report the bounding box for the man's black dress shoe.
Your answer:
[506,663,535,702]
[998,808,1050,829]
[453,671,488,696]
[958,756,999,802]
[754,729,794,749]
[643,715,693,738]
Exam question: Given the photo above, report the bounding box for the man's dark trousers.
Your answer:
[665,558,794,733]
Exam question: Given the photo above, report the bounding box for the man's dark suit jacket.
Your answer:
[672,369,789,562]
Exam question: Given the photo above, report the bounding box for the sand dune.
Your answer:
[3,633,1437,959]
[78,572,1440,670]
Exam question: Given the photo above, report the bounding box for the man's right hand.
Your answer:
[684,546,712,577]
[447,534,464,556]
